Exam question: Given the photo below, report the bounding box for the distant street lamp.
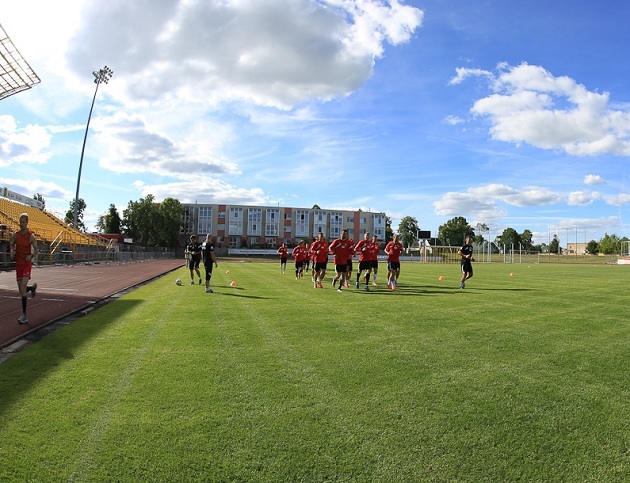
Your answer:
[73,65,113,229]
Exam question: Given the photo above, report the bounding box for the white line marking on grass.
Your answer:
[67,288,179,482]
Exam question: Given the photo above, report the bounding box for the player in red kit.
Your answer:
[309,233,329,288]
[385,233,404,290]
[10,213,38,324]
[329,229,353,292]
[354,232,373,291]
[291,240,307,279]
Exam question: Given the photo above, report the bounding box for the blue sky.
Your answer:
[2,0,630,246]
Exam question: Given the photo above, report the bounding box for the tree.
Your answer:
[312,204,321,210]
[96,204,122,234]
[33,193,46,210]
[499,227,520,248]
[385,216,394,243]
[122,195,183,247]
[549,234,560,254]
[586,240,599,255]
[122,194,160,246]
[157,197,183,248]
[520,229,533,251]
[398,216,419,249]
[598,233,622,255]
[438,216,473,246]
[65,198,87,231]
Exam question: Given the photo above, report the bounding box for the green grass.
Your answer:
[0,262,628,481]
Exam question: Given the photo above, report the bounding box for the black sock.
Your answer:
[22,296,27,313]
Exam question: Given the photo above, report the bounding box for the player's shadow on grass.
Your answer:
[0,298,142,420]
[218,288,273,300]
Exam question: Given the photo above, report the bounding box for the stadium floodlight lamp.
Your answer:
[0,23,41,101]
[73,66,113,230]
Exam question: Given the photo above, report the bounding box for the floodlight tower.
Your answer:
[73,65,113,230]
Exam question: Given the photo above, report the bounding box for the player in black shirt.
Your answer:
[457,235,474,289]
[185,235,203,285]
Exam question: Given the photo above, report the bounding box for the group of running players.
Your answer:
[277,230,404,292]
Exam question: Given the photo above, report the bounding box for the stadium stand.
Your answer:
[0,197,108,264]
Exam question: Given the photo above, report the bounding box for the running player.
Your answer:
[385,233,403,290]
[10,213,38,324]
[329,229,353,292]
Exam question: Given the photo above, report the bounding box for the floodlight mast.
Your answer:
[73,66,113,230]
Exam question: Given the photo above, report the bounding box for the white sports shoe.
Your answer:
[18,314,28,324]
[205,287,213,293]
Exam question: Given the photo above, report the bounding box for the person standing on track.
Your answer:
[10,213,38,324]
[186,235,203,285]
[201,234,219,293]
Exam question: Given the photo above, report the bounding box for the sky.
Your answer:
[2,0,630,247]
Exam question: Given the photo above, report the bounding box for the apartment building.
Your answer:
[180,204,387,248]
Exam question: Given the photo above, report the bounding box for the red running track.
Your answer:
[0,259,183,350]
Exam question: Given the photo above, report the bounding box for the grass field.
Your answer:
[0,261,628,481]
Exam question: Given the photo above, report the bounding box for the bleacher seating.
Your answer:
[0,197,107,256]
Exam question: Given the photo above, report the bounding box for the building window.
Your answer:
[313,211,326,237]
[181,206,195,234]
[218,211,226,219]
[229,237,239,248]
[295,210,309,237]
[228,207,243,236]
[285,213,292,220]
[247,208,262,236]
[329,211,342,239]
[347,216,354,223]
[265,209,280,237]
[197,206,212,235]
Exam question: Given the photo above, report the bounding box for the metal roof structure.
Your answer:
[0,22,40,101]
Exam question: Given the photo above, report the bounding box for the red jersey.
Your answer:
[367,241,379,261]
[385,241,403,262]
[291,245,307,262]
[354,239,371,262]
[329,238,353,265]
[277,246,288,258]
[14,230,33,265]
[309,240,329,263]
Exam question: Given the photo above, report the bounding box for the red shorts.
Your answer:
[16,263,32,281]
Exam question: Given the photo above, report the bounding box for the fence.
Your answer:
[409,245,621,265]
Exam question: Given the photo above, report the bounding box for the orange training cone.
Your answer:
[225,269,231,274]
[438,276,445,281]
[230,280,237,287]
[510,272,515,276]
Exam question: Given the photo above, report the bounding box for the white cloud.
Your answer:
[433,183,561,220]
[567,191,601,206]
[454,62,630,156]
[65,0,423,110]
[0,116,52,167]
[132,178,270,206]
[605,193,630,206]
[91,113,240,178]
[584,174,605,185]
[0,177,72,200]
[444,115,464,125]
